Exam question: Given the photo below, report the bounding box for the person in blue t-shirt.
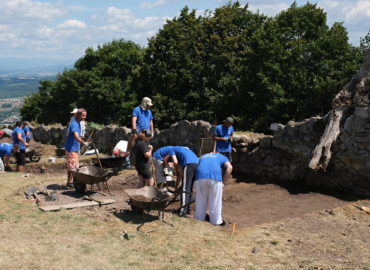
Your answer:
[212,117,234,162]
[12,121,28,172]
[127,97,154,155]
[166,146,199,217]
[22,121,31,143]
[194,153,232,226]
[152,146,175,187]
[0,143,19,171]
[64,109,89,188]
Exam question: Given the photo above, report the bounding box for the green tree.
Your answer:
[138,3,266,128]
[21,40,144,125]
[242,3,362,131]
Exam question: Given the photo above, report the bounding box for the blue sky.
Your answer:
[0,0,369,68]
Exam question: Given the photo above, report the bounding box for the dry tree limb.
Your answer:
[308,50,370,171]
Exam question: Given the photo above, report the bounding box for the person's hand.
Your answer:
[148,145,153,150]
[25,143,29,147]
[84,142,91,148]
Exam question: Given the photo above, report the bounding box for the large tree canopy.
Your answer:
[22,2,363,132]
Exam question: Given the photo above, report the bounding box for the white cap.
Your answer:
[70,108,78,114]
[141,97,153,107]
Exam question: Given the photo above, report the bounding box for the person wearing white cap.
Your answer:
[127,97,154,153]
[67,108,86,138]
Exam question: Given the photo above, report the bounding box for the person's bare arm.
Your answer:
[17,133,28,146]
[212,134,228,141]
[132,116,137,131]
[144,145,153,158]
[3,155,10,167]
[73,132,85,145]
[222,162,233,185]
[150,120,154,135]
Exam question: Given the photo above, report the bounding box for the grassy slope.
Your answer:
[0,173,369,270]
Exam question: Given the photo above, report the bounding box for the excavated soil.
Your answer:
[33,168,351,229]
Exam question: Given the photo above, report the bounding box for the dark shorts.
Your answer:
[136,166,152,179]
[219,152,232,162]
[15,150,26,166]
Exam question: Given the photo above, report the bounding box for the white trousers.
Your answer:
[194,178,223,225]
[0,158,4,171]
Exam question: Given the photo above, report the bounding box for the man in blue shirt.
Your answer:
[12,121,28,172]
[22,121,31,143]
[164,146,199,217]
[194,153,232,225]
[212,117,234,162]
[64,109,89,188]
[0,143,19,171]
[152,146,175,187]
[127,97,154,154]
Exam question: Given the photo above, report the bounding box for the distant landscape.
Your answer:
[0,64,71,124]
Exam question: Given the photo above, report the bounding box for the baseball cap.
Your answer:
[70,108,78,114]
[224,117,234,125]
[141,97,153,107]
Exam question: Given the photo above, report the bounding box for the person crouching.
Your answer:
[135,130,154,188]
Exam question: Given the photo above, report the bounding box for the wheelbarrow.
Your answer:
[125,186,193,217]
[70,165,119,193]
[92,156,129,169]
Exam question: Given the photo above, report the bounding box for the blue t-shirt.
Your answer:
[195,153,229,181]
[132,106,153,132]
[65,120,81,152]
[12,127,26,150]
[23,126,31,139]
[213,124,234,153]
[153,146,175,161]
[0,143,13,157]
[173,146,199,168]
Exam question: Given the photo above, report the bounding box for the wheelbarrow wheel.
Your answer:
[73,178,87,193]
[30,154,41,162]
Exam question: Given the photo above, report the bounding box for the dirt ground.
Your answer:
[34,170,351,230]
[1,166,370,269]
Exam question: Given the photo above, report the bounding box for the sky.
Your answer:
[0,0,369,68]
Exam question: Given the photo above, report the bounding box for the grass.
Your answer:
[0,172,369,269]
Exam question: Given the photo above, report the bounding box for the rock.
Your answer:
[251,247,259,253]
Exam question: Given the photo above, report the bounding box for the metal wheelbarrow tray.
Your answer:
[70,165,117,193]
[125,186,173,214]
[92,156,128,169]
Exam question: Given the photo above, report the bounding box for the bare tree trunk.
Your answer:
[308,50,370,171]
[308,106,347,170]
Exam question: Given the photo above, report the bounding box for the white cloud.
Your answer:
[140,0,167,9]
[58,19,87,29]
[344,0,370,22]
[248,3,290,16]
[2,0,66,21]
[106,7,133,21]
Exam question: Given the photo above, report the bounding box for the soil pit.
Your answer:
[34,170,350,229]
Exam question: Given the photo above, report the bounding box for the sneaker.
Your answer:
[66,183,74,189]
[217,220,226,226]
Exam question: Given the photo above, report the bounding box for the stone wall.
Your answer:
[31,115,370,196]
